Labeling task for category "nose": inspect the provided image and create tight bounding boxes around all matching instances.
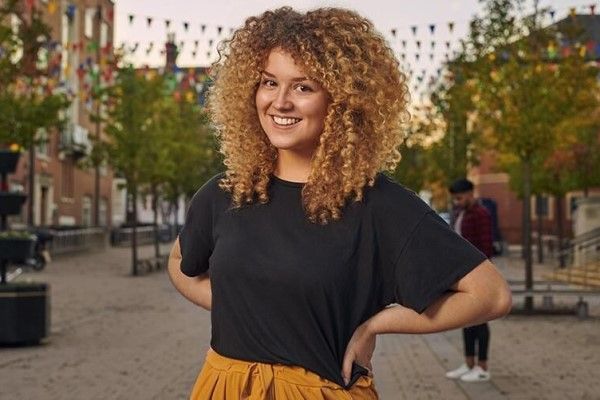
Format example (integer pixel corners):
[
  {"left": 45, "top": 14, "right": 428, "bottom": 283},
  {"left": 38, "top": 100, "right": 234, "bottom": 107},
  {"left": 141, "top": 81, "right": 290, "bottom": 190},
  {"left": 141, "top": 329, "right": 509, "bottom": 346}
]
[{"left": 272, "top": 87, "right": 293, "bottom": 111}]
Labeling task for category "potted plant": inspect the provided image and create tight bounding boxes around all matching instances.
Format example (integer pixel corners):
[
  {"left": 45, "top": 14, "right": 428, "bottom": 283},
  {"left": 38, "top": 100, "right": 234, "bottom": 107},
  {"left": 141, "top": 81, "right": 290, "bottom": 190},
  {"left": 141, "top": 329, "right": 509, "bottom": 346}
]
[{"left": 0, "top": 192, "right": 27, "bottom": 215}]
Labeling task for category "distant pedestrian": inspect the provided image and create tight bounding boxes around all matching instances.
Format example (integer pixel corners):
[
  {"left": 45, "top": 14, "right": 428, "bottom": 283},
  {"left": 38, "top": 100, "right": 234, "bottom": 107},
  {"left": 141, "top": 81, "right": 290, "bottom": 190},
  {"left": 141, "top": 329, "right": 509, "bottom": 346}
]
[{"left": 445, "top": 178, "right": 496, "bottom": 383}]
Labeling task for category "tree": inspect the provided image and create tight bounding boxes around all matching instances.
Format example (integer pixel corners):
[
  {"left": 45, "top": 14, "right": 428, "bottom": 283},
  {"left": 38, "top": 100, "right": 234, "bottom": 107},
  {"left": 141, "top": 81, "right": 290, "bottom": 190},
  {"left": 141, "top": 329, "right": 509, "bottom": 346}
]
[
  {"left": 0, "top": 0, "right": 70, "bottom": 225},
  {"left": 97, "top": 67, "right": 164, "bottom": 275}
]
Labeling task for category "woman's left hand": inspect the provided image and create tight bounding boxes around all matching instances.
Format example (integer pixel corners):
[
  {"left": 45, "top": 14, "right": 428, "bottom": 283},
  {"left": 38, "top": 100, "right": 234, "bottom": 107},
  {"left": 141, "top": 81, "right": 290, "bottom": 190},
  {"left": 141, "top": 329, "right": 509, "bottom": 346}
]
[{"left": 341, "top": 322, "right": 376, "bottom": 385}]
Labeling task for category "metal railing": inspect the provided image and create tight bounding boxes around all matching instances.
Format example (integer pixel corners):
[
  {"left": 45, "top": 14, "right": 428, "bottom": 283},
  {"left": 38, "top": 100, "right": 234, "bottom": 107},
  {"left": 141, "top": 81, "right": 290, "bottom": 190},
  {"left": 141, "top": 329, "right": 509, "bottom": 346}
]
[
  {"left": 110, "top": 225, "right": 173, "bottom": 247},
  {"left": 48, "top": 227, "right": 108, "bottom": 256}
]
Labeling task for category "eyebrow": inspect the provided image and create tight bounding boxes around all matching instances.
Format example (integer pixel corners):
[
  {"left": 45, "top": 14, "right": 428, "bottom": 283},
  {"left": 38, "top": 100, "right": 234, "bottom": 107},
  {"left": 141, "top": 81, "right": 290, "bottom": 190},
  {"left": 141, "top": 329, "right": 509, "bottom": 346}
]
[{"left": 261, "top": 70, "right": 310, "bottom": 82}]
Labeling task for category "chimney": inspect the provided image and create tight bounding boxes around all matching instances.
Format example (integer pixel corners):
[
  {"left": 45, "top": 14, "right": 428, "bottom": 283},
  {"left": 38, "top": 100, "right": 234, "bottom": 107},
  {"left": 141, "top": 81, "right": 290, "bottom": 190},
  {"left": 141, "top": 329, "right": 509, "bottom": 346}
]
[{"left": 165, "top": 32, "right": 178, "bottom": 71}]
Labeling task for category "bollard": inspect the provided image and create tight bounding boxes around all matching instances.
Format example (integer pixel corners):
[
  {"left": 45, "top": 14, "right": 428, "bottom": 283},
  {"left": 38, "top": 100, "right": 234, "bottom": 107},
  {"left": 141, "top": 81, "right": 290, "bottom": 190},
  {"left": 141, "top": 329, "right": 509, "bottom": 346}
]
[{"left": 576, "top": 297, "right": 589, "bottom": 319}]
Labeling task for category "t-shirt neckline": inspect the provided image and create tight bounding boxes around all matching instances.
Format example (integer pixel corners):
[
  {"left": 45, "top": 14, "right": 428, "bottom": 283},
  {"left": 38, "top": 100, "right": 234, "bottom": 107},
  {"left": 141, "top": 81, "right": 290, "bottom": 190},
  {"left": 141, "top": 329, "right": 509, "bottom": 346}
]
[{"left": 270, "top": 174, "right": 306, "bottom": 188}]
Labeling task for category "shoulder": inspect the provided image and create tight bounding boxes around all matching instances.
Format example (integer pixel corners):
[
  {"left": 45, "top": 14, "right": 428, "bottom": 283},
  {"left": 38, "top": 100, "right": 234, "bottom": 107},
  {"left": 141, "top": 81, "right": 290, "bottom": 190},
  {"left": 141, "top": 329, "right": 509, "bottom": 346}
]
[
  {"left": 188, "top": 172, "right": 229, "bottom": 210},
  {"left": 367, "top": 173, "right": 431, "bottom": 214},
  {"left": 471, "top": 202, "right": 491, "bottom": 218},
  {"left": 363, "top": 173, "right": 433, "bottom": 228}
]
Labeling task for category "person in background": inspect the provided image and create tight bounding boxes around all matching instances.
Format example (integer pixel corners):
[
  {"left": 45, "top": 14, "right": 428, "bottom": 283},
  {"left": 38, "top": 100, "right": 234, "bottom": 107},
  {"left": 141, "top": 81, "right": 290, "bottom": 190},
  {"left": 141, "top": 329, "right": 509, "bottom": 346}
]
[{"left": 445, "top": 178, "right": 496, "bottom": 383}]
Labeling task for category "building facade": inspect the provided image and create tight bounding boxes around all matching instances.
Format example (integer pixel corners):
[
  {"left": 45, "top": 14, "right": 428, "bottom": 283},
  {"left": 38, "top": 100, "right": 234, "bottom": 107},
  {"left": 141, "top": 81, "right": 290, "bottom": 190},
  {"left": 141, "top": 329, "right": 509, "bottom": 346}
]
[{"left": 8, "top": 0, "right": 115, "bottom": 228}]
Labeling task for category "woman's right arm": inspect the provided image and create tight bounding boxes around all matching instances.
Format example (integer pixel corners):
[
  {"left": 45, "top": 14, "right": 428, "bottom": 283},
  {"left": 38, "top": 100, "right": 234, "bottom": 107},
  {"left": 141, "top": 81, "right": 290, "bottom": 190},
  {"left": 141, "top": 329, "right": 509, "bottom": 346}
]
[{"left": 167, "top": 237, "right": 212, "bottom": 311}]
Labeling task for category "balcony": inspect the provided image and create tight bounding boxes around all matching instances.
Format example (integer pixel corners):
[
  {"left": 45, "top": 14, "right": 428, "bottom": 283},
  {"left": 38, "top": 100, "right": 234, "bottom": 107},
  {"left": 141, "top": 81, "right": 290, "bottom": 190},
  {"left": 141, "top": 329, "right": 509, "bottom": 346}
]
[{"left": 60, "top": 124, "right": 91, "bottom": 159}]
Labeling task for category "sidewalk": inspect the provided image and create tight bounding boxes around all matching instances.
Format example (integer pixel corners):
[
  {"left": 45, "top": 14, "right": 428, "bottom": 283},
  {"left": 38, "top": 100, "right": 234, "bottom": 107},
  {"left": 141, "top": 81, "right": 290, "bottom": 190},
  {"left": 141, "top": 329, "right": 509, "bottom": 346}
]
[{"left": 0, "top": 247, "right": 598, "bottom": 399}]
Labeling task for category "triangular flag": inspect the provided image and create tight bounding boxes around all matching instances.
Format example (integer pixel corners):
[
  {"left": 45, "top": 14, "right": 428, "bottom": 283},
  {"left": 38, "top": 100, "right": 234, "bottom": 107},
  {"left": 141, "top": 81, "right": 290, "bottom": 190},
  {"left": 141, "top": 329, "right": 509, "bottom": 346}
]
[
  {"left": 201, "top": 24, "right": 206, "bottom": 33},
  {"left": 165, "top": 19, "right": 171, "bottom": 28},
  {"left": 429, "top": 24, "right": 435, "bottom": 34},
  {"left": 217, "top": 26, "right": 223, "bottom": 35},
  {"left": 192, "top": 51, "right": 197, "bottom": 58},
  {"left": 416, "top": 40, "right": 421, "bottom": 49},
  {"left": 448, "top": 22, "right": 454, "bottom": 33},
  {"left": 128, "top": 15, "right": 134, "bottom": 25},
  {"left": 429, "top": 53, "right": 434, "bottom": 60},
  {"left": 445, "top": 41, "right": 451, "bottom": 49},
  {"left": 48, "top": 0, "right": 57, "bottom": 15},
  {"left": 402, "top": 40, "right": 407, "bottom": 48},
  {"left": 146, "top": 17, "right": 153, "bottom": 27},
  {"left": 391, "top": 29, "right": 397, "bottom": 37},
  {"left": 184, "top": 22, "right": 189, "bottom": 31},
  {"left": 209, "top": 39, "right": 214, "bottom": 47},
  {"left": 415, "top": 53, "right": 420, "bottom": 61},
  {"left": 549, "top": 10, "right": 555, "bottom": 20},
  {"left": 194, "top": 40, "right": 199, "bottom": 48},
  {"left": 431, "top": 41, "right": 435, "bottom": 49},
  {"left": 411, "top": 26, "right": 417, "bottom": 35}
]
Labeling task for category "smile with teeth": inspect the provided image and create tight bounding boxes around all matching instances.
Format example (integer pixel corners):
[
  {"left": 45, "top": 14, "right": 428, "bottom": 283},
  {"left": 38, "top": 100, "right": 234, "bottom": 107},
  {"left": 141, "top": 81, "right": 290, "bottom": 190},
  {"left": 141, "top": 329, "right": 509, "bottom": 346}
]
[{"left": 271, "top": 115, "right": 302, "bottom": 126}]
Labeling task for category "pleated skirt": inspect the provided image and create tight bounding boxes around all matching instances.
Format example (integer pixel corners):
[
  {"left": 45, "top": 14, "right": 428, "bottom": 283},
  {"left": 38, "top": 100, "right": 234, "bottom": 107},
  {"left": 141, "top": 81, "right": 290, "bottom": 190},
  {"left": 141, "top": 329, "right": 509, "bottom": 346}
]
[{"left": 189, "top": 348, "right": 379, "bottom": 400}]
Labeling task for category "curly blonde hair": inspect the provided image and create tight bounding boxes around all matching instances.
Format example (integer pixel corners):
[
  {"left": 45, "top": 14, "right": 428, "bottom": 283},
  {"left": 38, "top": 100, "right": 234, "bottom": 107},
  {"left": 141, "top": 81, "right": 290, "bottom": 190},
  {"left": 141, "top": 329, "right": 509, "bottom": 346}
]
[{"left": 208, "top": 7, "right": 410, "bottom": 224}]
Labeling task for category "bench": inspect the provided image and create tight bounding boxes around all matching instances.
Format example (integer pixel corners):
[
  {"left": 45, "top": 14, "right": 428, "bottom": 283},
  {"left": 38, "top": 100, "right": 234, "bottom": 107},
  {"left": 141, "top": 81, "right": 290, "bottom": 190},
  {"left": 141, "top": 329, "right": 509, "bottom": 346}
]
[{"left": 509, "top": 280, "right": 600, "bottom": 318}]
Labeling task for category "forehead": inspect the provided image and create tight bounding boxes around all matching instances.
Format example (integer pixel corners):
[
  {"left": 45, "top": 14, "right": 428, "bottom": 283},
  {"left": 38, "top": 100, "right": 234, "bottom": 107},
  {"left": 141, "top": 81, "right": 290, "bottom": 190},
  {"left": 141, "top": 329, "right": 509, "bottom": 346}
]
[{"left": 262, "top": 48, "right": 309, "bottom": 78}]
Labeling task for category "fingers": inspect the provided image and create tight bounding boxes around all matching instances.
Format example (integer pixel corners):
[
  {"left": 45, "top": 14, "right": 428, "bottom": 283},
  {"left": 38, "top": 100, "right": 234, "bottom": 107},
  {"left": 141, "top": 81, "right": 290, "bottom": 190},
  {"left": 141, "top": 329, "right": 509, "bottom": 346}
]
[{"left": 341, "top": 352, "right": 354, "bottom": 386}]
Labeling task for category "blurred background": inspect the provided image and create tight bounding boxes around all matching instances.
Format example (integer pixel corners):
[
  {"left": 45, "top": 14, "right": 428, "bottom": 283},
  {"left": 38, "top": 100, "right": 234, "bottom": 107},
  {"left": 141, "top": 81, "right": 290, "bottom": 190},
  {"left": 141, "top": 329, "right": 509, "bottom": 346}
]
[{"left": 0, "top": 0, "right": 599, "bottom": 399}]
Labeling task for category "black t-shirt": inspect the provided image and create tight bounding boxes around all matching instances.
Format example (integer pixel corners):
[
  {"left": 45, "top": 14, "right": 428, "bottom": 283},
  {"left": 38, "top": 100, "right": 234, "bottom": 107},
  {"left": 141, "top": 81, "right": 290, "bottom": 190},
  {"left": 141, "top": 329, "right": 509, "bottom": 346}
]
[{"left": 178, "top": 172, "right": 486, "bottom": 389}]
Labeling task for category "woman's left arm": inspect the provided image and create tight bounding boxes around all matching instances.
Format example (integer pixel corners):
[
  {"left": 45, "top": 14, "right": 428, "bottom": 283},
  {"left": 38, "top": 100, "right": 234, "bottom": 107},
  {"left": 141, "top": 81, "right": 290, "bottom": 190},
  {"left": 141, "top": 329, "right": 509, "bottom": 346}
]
[{"left": 341, "top": 260, "right": 512, "bottom": 384}]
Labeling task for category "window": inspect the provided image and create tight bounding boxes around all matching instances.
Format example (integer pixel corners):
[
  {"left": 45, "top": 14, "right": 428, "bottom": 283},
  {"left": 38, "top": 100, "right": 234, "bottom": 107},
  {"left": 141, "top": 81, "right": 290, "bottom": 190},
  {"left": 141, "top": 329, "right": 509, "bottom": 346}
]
[
  {"left": 82, "top": 195, "right": 92, "bottom": 226},
  {"left": 84, "top": 8, "right": 96, "bottom": 39},
  {"left": 35, "top": 129, "right": 50, "bottom": 158},
  {"left": 61, "top": 159, "right": 74, "bottom": 199},
  {"left": 99, "top": 198, "right": 108, "bottom": 226}
]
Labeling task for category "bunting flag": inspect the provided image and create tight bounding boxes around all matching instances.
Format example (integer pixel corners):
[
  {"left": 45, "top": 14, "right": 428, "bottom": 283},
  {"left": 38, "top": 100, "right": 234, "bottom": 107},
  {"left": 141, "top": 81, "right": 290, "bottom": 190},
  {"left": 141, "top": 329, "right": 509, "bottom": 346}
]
[
  {"left": 147, "top": 17, "right": 153, "bottom": 27},
  {"left": 416, "top": 40, "right": 421, "bottom": 49},
  {"left": 429, "top": 24, "right": 435, "bottom": 34},
  {"left": 208, "top": 39, "right": 214, "bottom": 47},
  {"left": 401, "top": 40, "right": 407, "bottom": 48},
  {"left": 194, "top": 40, "right": 199, "bottom": 48},
  {"left": 201, "top": 24, "right": 206, "bottom": 33},
  {"left": 431, "top": 41, "right": 435, "bottom": 49},
  {"left": 217, "top": 26, "right": 223, "bottom": 35},
  {"left": 128, "top": 15, "right": 134, "bottom": 25},
  {"left": 391, "top": 29, "right": 397, "bottom": 37},
  {"left": 192, "top": 51, "right": 197, "bottom": 58},
  {"left": 66, "top": 4, "right": 76, "bottom": 20},
  {"left": 165, "top": 19, "right": 171, "bottom": 28},
  {"left": 448, "top": 22, "right": 454, "bottom": 33},
  {"left": 47, "top": 0, "right": 58, "bottom": 15},
  {"left": 550, "top": 10, "right": 556, "bottom": 20},
  {"left": 411, "top": 26, "right": 417, "bottom": 35},
  {"left": 184, "top": 22, "right": 189, "bottom": 31},
  {"left": 429, "top": 53, "right": 434, "bottom": 61}
]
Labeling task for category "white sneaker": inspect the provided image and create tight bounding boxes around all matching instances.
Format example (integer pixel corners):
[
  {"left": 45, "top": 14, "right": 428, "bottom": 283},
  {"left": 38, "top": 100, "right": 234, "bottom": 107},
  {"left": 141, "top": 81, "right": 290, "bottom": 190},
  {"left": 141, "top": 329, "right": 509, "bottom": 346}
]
[
  {"left": 460, "top": 365, "right": 491, "bottom": 382},
  {"left": 445, "top": 364, "right": 471, "bottom": 379}
]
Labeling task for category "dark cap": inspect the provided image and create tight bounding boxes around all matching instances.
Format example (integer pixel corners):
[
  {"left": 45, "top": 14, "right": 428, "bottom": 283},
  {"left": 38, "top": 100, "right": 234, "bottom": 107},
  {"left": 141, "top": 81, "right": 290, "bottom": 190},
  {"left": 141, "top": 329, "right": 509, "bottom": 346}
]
[{"left": 449, "top": 178, "right": 474, "bottom": 194}]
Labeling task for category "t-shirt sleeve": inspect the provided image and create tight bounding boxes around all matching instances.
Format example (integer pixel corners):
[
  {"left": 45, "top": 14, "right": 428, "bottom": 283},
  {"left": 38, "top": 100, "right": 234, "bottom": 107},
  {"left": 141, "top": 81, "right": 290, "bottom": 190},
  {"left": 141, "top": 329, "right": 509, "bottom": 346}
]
[
  {"left": 178, "top": 180, "right": 217, "bottom": 277},
  {"left": 393, "top": 211, "right": 488, "bottom": 314}
]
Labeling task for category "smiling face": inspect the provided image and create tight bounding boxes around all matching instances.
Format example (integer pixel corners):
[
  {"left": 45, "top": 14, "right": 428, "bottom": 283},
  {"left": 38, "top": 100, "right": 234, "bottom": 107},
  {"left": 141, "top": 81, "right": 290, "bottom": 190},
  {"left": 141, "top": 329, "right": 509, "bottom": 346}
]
[{"left": 255, "top": 49, "right": 329, "bottom": 157}]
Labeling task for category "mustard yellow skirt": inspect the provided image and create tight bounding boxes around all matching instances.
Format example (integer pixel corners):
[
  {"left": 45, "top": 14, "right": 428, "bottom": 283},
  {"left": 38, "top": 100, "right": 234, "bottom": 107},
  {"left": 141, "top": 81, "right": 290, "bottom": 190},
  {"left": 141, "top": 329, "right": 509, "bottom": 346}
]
[{"left": 189, "top": 348, "right": 379, "bottom": 399}]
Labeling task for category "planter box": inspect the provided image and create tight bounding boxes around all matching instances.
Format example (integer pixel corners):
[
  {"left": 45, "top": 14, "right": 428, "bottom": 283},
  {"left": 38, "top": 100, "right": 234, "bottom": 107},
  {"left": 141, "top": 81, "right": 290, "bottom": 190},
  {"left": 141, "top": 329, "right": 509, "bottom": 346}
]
[
  {"left": 0, "top": 282, "right": 49, "bottom": 345},
  {"left": 0, "top": 192, "right": 27, "bottom": 215},
  {"left": 0, "top": 236, "right": 35, "bottom": 262},
  {"left": 0, "top": 150, "right": 21, "bottom": 174}
]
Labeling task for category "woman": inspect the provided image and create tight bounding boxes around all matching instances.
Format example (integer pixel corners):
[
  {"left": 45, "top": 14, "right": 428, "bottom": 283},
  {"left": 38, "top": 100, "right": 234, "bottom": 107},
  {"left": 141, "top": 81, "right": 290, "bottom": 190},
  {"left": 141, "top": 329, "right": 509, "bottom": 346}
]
[{"left": 168, "top": 7, "right": 512, "bottom": 400}]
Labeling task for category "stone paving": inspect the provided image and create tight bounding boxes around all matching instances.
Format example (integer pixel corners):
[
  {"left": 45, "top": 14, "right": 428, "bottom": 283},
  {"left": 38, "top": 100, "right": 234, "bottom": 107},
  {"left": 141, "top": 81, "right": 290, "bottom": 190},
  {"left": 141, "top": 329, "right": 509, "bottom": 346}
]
[{"left": 1, "top": 245, "right": 599, "bottom": 399}]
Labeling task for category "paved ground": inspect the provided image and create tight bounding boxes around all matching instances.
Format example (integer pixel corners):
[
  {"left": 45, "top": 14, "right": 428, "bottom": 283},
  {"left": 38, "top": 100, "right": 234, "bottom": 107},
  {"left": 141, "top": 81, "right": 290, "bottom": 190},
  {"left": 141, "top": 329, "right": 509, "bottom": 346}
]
[{"left": 1, "top": 245, "right": 599, "bottom": 399}]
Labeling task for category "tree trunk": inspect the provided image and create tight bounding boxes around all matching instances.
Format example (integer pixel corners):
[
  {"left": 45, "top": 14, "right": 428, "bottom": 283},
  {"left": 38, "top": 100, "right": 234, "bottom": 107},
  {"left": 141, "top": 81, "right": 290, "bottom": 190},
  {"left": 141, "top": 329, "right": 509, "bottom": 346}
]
[
  {"left": 523, "top": 160, "right": 534, "bottom": 312},
  {"left": 555, "top": 194, "right": 566, "bottom": 268},
  {"left": 536, "top": 195, "right": 544, "bottom": 263},
  {"left": 152, "top": 184, "right": 160, "bottom": 260},
  {"left": 131, "top": 186, "right": 138, "bottom": 276},
  {"left": 27, "top": 145, "right": 35, "bottom": 226}
]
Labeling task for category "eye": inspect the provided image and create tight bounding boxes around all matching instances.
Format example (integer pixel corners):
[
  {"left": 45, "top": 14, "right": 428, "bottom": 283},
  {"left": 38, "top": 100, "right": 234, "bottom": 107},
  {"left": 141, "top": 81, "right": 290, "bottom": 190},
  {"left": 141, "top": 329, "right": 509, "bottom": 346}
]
[
  {"left": 261, "top": 79, "right": 276, "bottom": 88},
  {"left": 295, "top": 84, "right": 313, "bottom": 93}
]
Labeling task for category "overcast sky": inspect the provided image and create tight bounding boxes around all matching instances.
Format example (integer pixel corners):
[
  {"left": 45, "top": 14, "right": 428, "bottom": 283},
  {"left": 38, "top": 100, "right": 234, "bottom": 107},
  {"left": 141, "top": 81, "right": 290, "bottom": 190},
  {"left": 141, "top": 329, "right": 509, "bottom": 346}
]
[{"left": 113, "top": 0, "right": 593, "bottom": 101}]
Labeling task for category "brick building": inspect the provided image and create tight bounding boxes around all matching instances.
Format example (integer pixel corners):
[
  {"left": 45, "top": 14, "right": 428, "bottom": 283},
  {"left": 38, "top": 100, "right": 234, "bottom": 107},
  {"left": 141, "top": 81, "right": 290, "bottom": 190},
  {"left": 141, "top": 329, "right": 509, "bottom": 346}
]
[{"left": 7, "top": 0, "right": 115, "bottom": 228}]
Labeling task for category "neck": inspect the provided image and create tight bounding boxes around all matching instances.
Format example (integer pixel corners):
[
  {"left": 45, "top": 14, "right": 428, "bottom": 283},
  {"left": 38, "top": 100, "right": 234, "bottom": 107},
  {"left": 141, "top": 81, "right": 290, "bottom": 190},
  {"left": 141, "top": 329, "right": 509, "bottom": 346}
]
[{"left": 274, "top": 149, "right": 314, "bottom": 183}]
